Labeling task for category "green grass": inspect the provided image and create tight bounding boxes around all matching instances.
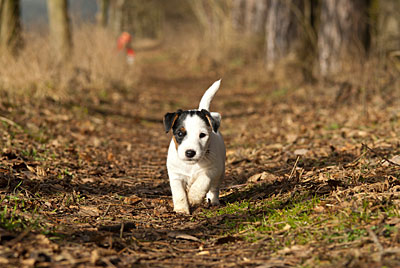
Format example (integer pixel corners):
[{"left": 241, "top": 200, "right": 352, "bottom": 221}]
[
  {"left": 202, "top": 191, "right": 400, "bottom": 251},
  {"left": 0, "top": 194, "right": 49, "bottom": 233},
  {"left": 325, "top": 122, "right": 341, "bottom": 130}
]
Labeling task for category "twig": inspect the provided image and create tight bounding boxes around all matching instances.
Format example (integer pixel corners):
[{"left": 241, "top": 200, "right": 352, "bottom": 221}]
[
  {"left": 120, "top": 222, "right": 124, "bottom": 238},
  {"left": 383, "top": 247, "right": 400, "bottom": 255},
  {"left": 345, "top": 150, "right": 367, "bottom": 167},
  {"left": 0, "top": 116, "right": 20, "bottom": 128},
  {"left": 7, "top": 227, "right": 32, "bottom": 246},
  {"left": 362, "top": 143, "right": 400, "bottom": 167},
  {"left": 368, "top": 228, "right": 383, "bottom": 262},
  {"left": 288, "top": 156, "right": 300, "bottom": 180},
  {"left": 102, "top": 204, "right": 111, "bottom": 217},
  {"left": 221, "top": 183, "right": 248, "bottom": 190}
]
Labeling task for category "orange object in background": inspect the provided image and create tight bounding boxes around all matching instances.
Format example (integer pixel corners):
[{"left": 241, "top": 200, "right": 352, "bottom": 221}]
[
  {"left": 117, "top": 32, "right": 132, "bottom": 51},
  {"left": 117, "top": 32, "right": 136, "bottom": 65}
]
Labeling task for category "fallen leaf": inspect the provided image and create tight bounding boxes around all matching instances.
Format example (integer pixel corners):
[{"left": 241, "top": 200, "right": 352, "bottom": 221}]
[
  {"left": 36, "top": 166, "right": 47, "bottom": 176},
  {"left": 0, "top": 256, "right": 9, "bottom": 264},
  {"left": 91, "top": 249, "right": 100, "bottom": 264},
  {"left": 248, "top": 172, "right": 276, "bottom": 183},
  {"left": 78, "top": 206, "right": 101, "bottom": 217},
  {"left": 286, "top": 133, "right": 298, "bottom": 143},
  {"left": 314, "top": 205, "right": 325, "bottom": 213},
  {"left": 386, "top": 217, "right": 400, "bottom": 226},
  {"left": 282, "top": 224, "right": 291, "bottom": 232},
  {"left": 107, "top": 152, "right": 114, "bottom": 161},
  {"left": 248, "top": 173, "right": 264, "bottom": 183},
  {"left": 123, "top": 195, "right": 142, "bottom": 205},
  {"left": 382, "top": 155, "right": 400, "bottom": 167},
  {"left": 278, "top": 245, "right": 312, "bottom": 258},
  {"left": 168, "top": 232, "right": 201, "bottom": 242},
  {"left": 294, "top": 148, "right": 308, "bottom": 155},
  {"left": 21, "top": 258, "right": 36, "bottom": 267},
  {"left": 265, "top": 143, "right": 283, "bottom": 150}
]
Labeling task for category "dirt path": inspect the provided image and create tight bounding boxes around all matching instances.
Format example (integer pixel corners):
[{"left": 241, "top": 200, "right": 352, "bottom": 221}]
[{"left": 1, "top": 51, "right": 400, "bottom": 267}]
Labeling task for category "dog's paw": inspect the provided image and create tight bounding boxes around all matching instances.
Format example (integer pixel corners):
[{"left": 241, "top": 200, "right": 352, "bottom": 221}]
[
  {"left": 174, "top": 206, "right": 190, "bottom": 215},
  {"left": 207, "top": 198, "right": 220, "bottom": 206},
  {"left": 206, "top": 191, "right": 220, "bottom": 205},
  {"left": 188, "top": 193, "right": 205, "bottom": 206}
]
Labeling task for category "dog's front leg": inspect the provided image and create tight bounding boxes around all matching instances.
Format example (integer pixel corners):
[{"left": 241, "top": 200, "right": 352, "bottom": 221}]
[
  {"left": 188, "top": 175, "right": 211, "bottom": 206},
  {"left": 169, "top": 178, "right": 190, "bottom": 214}
]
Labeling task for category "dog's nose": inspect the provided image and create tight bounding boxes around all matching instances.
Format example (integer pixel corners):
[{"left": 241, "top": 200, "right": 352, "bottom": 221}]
[{"left": 185, "top": 150, "right": 196, "bottom": 158}]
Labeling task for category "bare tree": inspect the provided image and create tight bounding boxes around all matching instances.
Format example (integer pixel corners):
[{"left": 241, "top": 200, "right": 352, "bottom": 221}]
[
  {"left": 189, "top": 1, "right": 230, "bottom": 43},
  {"left": 97, "top": 0, "right": 109, "bottom": 28},
  {"left": 265, "top": 0, "right": 302, "bottom": 69},
  {"left": 232, "top": 0, "right": 267, "bottom": 35},
  {"left": 108, "top": 0, "right": 126, "bottom": 35},
  {"left": 245, "top": 0, "right": 268, "bottom": 34},
  {"left": 232, "top": 0, "right": 245, "bottom": 31},
  {"left": 318, "top": 0, "right": 371, "bottom": 76},
  {"left": 47, "top": 0, "right": 72, "bottom": 60},
  {"left": 0, "top": 0, "right": 22, "bottom": 55}
]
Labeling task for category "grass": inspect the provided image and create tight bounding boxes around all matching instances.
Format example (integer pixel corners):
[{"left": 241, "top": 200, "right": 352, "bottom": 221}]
[
  {"left": 202, "top": 185, "right": 400, "bottom": 252},
  {"left": 0, "top": 193, "right": 48, "bottom": 233},
  {"left": 0, "top": 25, "right": 140, "bottom": 99}
]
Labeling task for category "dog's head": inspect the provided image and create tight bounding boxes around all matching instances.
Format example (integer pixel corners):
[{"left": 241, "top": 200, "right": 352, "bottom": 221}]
[{"left": 164, "top": 109, "right": 221, "bottom": 163}]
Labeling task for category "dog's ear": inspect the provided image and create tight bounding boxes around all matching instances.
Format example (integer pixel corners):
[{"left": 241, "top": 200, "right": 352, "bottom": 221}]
[
  {"left": 163, "top": 110, "right": 181, "bottom": 133},
  {"left": 201, "top": 109, "right": 221, "bottom": 133}
]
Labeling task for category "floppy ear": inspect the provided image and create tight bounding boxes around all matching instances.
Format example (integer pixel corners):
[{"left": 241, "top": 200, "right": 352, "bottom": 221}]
[
  {"left": 163, "top": 110, "right": 181, "bottom": 133},
  {"left": 201, "top": 109, "right": 221, "bottom": 133}
]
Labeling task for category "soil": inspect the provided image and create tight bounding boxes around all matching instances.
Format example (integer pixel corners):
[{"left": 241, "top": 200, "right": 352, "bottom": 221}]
[{"left": 1, "top": 50, "right": 400, "bottom": 267}]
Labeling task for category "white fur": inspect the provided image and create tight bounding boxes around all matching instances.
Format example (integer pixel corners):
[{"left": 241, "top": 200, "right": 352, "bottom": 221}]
[
  {"left": 166, "top": 80, "right": 226, "bottom": 214},
  {"left": 198, "top": 79, "right": 221, "bottom": 111}
]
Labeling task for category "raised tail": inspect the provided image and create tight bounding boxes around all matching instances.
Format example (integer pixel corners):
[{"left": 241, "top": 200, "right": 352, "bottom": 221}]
[{"left": 198, "top": 79, "right": 221, "bottom": 111}]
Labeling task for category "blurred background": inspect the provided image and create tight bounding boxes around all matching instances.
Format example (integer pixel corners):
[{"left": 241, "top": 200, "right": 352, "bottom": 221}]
[{"left": 0, "top": 0, "right": 399, "bottom": 99}]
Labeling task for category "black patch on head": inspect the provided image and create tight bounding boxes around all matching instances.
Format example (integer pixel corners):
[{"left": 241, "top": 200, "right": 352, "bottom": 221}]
[
  {"left": 171, "top": 112, "right": 188, "bottom": 145},
  {"left": 163, "top": 109, "right": 219, "bottom": 143},
  {"left": 200, "top": 109, "right": 220, "bottom": 132},
  {"left": 163, "top": 109, "right": 182, "bottom": 133},
  {"left": 174, "top": 128, "right": 186, "bottom": 145}
]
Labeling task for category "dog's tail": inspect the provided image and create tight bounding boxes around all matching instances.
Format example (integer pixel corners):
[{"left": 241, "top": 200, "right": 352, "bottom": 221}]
[{"left": 198, "top": 79, "right": 221, "bottom": 111}]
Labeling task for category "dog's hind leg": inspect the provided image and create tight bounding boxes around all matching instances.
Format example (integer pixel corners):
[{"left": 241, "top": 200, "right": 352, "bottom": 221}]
[
  {"left": 206, "top": 189, "right": 220, "bottom": 205},
  {"left": 206, "top": 174, "right": 223, "bottom": 205},
  {"left": 169, "top": 178, "right": 190, "bottom": 214}
]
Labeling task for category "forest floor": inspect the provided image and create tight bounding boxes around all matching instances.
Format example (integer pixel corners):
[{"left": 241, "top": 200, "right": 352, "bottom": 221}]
[{"left": 1, "top": 48, "right": 400, "bottom": 267}]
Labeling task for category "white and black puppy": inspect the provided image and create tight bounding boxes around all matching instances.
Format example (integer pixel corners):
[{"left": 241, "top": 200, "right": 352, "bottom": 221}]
[{"left": 163, "top": 80, "right": 226, "bottom": 214}]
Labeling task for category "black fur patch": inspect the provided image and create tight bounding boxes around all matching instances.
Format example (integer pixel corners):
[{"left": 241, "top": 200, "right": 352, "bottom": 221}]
[
  {"left": 163, "top": 109, "right": 183, "bottom": 133},
  {"left": 163, "top": 109, "right": 219, "bottom": 144},
  {"left": 201, "top": 109, "right": 220, "bottom": 132}
]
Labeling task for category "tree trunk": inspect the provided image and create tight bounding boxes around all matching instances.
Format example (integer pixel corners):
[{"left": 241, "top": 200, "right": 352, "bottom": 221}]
[
  {"left": 0, "top": 0, "right": 22, "bottom": 55},
  {"left": 97, "top": 0, "right": 109, "bottom": 27},
  {"left": 318, "top": 0, "right": 371, "bottom": 76},
  {"left": 232, "top": 0, "right": 245, "bottom": 31},
  {"left": 47, "top": 0, "right": 72, "bottom": 60},
  {"left": 108, "top": 0, "right": 126, "bottom": 35},
  {"left": 232, "top": 0, "right": 267, "bottom": 35},
  {"left": 265, "top": 0, "right": 301, "bottom": 69},
  {"left": 245, "top": 0, "right": 267, "bottom": 34}
]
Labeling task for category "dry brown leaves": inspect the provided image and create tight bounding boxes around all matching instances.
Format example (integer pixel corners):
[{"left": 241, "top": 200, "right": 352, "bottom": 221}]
[{"left": 0, "top": 53, "right": 400, "bottom": 267}]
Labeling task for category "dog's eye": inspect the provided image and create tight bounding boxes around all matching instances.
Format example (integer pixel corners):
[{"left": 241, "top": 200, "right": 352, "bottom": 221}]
[
  {"left": 199, "top": 133, "right": 207, "bottom": 138},
  {"left": 177, "top": 131, "right": 184, "bottom": 138}
]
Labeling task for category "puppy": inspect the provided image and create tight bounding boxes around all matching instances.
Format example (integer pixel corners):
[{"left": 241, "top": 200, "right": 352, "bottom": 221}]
[{"left": 163, "top": 80, "right": 226, "bottom": 214}]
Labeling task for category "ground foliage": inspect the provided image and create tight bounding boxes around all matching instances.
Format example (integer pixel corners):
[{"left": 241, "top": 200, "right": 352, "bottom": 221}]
[{"left": 0, "top": 49, "right": 400, "bottom": 267}]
